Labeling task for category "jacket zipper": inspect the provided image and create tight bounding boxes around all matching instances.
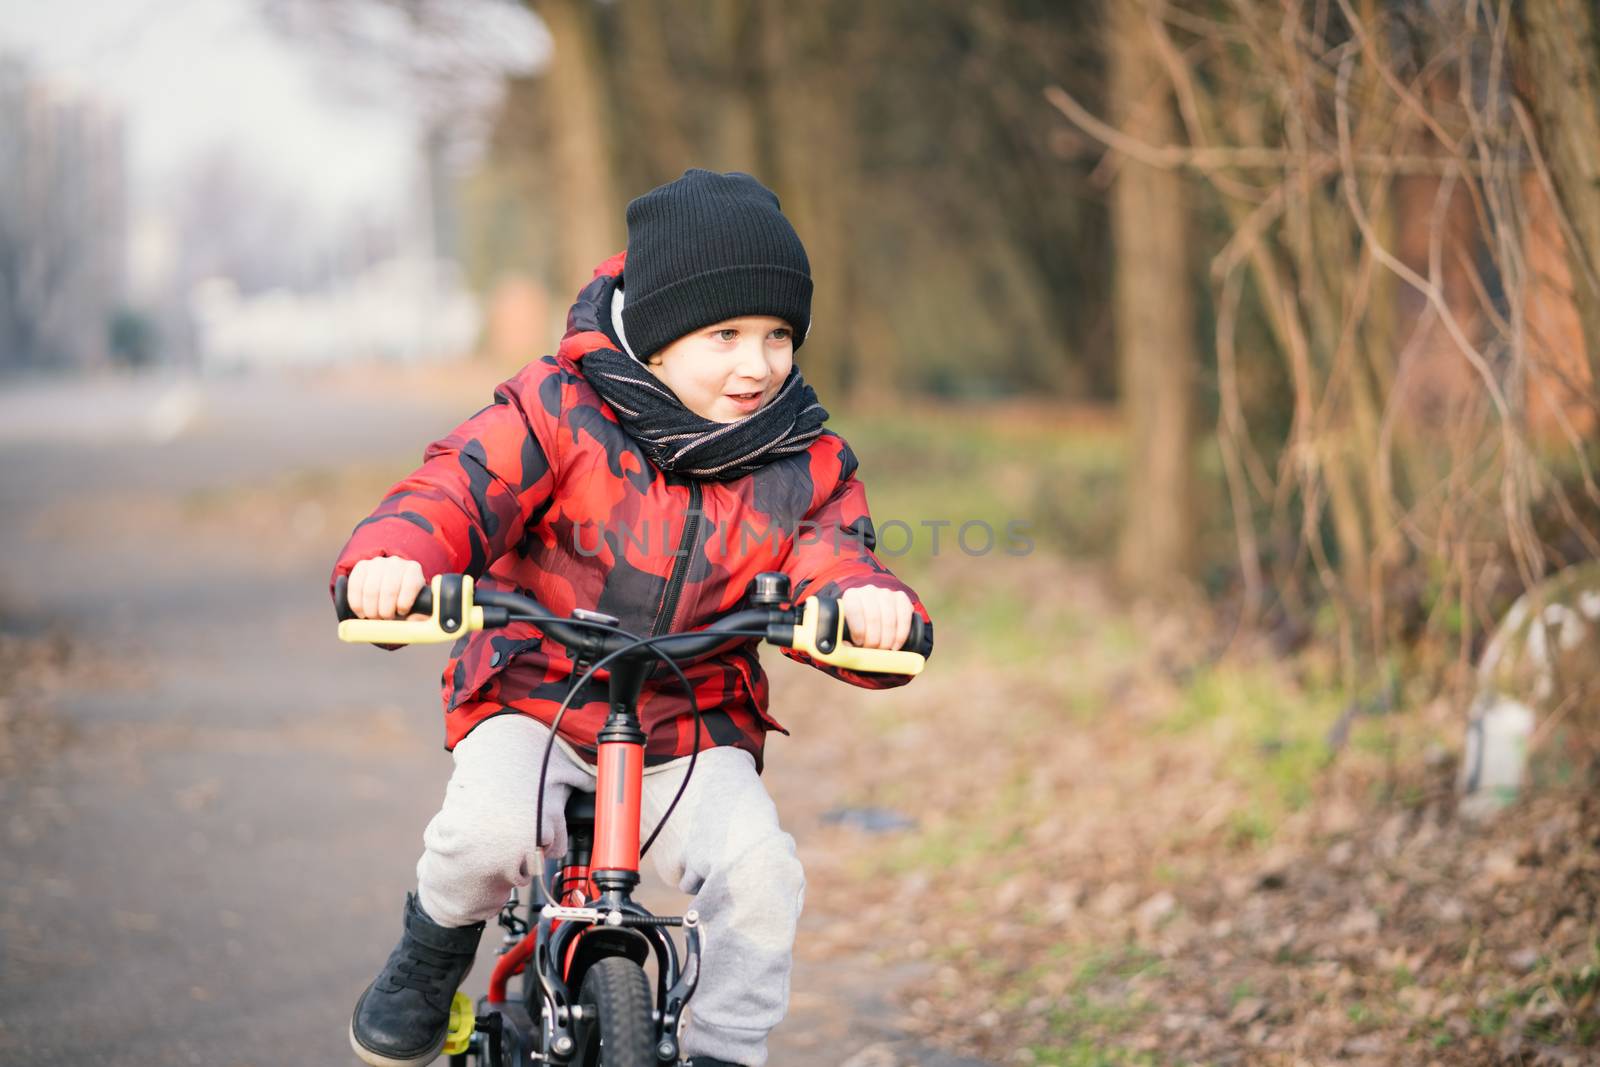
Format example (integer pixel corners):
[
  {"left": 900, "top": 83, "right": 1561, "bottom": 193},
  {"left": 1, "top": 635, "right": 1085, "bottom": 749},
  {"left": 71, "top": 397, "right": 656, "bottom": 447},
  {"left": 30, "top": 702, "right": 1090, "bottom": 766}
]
[{"left": 651, "top": 480, "right": 702, "bottom": 636}]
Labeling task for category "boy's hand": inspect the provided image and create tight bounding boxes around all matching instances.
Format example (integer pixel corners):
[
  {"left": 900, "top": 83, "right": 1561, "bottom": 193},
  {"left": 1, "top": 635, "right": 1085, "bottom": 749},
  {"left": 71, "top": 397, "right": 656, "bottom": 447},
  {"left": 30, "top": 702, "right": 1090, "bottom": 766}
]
[
  {"left": 346, "top": 557, "right": 430, "bottom": 620},
  {"left": 839, "top": 586, "right": 915, "bottom": 651}
]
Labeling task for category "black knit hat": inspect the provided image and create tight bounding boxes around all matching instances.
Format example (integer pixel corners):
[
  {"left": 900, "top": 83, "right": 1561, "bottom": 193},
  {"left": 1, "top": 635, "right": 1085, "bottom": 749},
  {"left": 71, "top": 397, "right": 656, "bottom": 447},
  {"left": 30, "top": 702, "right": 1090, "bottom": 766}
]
[{"left": 620, "top": 169, "right": 812, "bottom": 362}]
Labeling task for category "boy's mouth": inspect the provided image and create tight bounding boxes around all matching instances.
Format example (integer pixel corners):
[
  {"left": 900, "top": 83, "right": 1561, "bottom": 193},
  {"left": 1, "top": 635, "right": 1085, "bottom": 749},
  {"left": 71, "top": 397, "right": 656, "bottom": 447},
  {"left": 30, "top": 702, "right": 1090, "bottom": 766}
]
[{"left": 724, "top": 390, "right": 765, "bottom": 414}]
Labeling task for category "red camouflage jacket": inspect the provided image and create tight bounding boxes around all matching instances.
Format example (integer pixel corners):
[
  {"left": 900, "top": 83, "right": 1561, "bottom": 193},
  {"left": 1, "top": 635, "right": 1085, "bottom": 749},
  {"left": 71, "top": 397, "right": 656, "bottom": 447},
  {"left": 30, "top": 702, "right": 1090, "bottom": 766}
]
[{"left": 331, "top": 253, "right": 929, "bottom": 769}]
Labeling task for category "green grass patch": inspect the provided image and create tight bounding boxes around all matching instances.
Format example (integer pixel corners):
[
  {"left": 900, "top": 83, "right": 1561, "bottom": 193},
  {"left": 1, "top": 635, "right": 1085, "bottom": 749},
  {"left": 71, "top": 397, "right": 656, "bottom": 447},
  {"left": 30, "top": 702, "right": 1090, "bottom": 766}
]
[
  {"left": 831, "top": 408, "right": 1126, "bottom": 560},
  {"left": 1466, "top": 945, "right": 1600, "bottom": 1046},
  {"left": 1017, "top": 948, "right": 1165, "bottom": 1065},
  {"left": 1026, "top": 1041, "right": 1159, "bottom": 1067},
  {"left": 879, "top": 816, "right": 1004, "bottom": 875},
  {"left": 874, "top": 761, "right": 1072, "bottom": 881},
  {"left": 1165, "top": 662, "right": 1344, "bottom": 842}
]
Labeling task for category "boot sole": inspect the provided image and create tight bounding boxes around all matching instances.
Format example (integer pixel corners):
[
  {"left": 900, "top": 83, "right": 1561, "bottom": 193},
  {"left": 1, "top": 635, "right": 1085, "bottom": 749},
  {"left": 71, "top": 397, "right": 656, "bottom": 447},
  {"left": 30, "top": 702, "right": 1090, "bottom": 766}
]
[{"left": 349, "top": 1019, "right": 447, "bottom": 1067}]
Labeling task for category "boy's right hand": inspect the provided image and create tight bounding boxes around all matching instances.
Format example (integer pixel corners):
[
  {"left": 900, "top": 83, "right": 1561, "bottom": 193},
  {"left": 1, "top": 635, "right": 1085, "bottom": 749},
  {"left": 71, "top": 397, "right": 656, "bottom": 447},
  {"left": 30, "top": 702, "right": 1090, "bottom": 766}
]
[{"left": 346, "top": 557, "right": 430, "bottom": 620}]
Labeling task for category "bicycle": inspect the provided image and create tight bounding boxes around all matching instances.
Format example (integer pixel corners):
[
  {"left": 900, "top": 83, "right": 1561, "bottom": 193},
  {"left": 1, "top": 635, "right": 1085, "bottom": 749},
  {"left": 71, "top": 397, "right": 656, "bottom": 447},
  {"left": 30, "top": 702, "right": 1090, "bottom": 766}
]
[{"left": 334, "top": 570, "right": 931, "bottom": 1066}]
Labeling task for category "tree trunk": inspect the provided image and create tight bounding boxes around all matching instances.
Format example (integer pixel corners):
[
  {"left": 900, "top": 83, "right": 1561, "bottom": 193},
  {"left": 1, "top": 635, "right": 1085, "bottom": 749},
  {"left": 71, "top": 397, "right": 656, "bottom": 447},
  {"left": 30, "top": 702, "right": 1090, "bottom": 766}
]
[
  {"left": 537, "top": 0, "right": 622, "bottom": 293},
  {"left": 1513, "top": 0, "right": 1600, "bottom": 384},
  {"left": 763, "top": 2, "right": 855, "bottom": 403},
  {"left": 1108, "top": 0, "right": 1195, "bottom": 597},
  {"left": 614, "top": 0, "right": 696, "bottom": 187}
]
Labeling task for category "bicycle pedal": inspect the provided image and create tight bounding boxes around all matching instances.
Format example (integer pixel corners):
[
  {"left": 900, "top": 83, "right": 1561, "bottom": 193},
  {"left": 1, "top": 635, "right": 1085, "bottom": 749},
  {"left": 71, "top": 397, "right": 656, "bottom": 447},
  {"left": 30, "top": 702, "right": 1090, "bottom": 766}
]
[{"left": 443, "top": 991, "right": 475, "bottom": 1055}]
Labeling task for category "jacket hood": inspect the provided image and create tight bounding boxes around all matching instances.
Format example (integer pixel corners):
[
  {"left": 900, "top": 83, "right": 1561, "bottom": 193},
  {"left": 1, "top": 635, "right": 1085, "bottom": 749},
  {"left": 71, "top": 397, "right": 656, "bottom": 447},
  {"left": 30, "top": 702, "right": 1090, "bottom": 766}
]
[{"left": 556, "top": 252, "right": 628, "bottom": 367}]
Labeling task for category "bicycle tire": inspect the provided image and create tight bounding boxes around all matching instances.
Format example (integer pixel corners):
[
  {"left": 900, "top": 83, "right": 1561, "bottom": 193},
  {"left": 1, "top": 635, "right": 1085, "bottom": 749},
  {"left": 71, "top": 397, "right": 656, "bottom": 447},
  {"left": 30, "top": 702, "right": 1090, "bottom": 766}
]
[{"left": 576, "top": 956, "right": 655, "bottom": 1067}]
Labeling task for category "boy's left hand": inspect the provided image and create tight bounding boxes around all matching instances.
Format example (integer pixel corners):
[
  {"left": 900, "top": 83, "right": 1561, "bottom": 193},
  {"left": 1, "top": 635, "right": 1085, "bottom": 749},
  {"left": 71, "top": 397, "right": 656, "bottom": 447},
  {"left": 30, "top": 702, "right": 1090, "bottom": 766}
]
[{"left": 838, "top": 585, "right": 916, "bottom": 651}]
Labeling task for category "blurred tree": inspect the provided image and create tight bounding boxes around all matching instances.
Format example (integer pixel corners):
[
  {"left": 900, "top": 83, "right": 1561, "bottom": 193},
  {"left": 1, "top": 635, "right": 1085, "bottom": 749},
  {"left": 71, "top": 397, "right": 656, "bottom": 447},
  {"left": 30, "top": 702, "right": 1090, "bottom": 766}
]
[
  {"left": 169, "top": 147, "right": 320, "bottom": 295},
  {"left": 1045, "top": 0, "right": 1600, "bottom": 693},
  {"left": 1107, "top": 0, "right": 1195, "bottom": 597},
  {"left": 263, "top": 0, "right": 544, "bottom": 266},
  {"left": 0, "top": 54, "right": 126, "bottom": 372},
  {"left": 537, "top": 0, "right": 622, "bottom": 290},
  {"left": 1512, "top": 0, "right": 1600, "bottom": 387}
]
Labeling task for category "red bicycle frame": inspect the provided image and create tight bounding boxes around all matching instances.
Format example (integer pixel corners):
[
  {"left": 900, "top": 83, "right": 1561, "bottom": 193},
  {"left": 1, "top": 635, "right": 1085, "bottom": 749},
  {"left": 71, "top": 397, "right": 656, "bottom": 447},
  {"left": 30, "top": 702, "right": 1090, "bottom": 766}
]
[{"left": 487, "top": 661, "right": 653, "bottom": 1003}]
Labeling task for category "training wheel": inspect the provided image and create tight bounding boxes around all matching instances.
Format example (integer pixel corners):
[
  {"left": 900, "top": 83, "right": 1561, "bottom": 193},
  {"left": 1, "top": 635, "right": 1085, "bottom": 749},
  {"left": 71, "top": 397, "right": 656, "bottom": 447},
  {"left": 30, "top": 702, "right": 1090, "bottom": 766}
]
[{"left": 444, "top": 991, "right": 475, "bottom": 1055}]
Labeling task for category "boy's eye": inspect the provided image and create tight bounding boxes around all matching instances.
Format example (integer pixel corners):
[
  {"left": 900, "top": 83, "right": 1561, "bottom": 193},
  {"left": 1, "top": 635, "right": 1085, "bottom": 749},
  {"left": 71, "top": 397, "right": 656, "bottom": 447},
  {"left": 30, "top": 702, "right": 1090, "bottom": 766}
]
[
  {"left": 769, "top": 328, "right": 792, "bottom": 341},
  {"left": 715, "top": 328, "right": 738, "bottom": 341}
]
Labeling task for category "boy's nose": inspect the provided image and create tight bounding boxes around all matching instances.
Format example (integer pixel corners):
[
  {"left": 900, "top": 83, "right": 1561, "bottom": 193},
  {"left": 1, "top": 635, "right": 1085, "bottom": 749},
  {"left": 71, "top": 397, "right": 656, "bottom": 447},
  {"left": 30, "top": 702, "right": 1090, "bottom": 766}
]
[{"left": 732, "top": 339, "right": 770, "bottom": 382}]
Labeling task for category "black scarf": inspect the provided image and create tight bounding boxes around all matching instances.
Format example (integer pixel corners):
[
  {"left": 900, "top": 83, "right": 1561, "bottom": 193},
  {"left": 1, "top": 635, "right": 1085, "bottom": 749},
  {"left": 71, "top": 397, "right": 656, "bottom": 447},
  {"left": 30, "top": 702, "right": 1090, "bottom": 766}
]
[{"left": 580, "top": 346, "right": 829, "bottom": 481}]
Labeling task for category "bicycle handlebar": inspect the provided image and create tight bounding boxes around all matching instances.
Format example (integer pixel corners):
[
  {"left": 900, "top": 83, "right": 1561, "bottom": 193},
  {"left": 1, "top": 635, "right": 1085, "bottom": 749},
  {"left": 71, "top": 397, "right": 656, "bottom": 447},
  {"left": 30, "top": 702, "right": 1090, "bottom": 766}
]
[{"left": 333, "top": 572, "right": 930, "bottom": 676}]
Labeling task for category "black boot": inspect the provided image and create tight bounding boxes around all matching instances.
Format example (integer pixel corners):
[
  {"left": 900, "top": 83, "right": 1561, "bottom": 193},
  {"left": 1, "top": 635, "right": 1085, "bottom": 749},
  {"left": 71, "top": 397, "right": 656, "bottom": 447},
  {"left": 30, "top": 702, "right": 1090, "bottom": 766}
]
[{"left": 349, "top": 893, "right": 483, "bottom": 1067}]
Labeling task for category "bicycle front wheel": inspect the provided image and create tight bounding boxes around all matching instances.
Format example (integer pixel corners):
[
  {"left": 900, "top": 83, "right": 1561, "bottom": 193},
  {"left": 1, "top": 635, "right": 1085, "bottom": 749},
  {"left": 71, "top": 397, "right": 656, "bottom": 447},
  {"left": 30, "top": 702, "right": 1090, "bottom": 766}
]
[{"left": 576, "top": 956, "right": 655, "bottom": 1067}]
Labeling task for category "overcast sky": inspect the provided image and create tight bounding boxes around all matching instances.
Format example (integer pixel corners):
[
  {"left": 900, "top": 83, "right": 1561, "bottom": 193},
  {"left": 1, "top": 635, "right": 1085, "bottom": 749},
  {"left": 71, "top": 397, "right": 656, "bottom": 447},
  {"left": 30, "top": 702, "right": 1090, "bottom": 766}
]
[{"left": 0, "top": 0, "right": 543, "bottom": 225}]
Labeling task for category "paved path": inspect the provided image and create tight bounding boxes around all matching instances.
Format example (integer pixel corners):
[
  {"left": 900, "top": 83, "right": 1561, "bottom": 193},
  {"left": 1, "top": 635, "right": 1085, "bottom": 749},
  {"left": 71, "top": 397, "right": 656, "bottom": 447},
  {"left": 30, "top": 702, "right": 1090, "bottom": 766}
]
[{"left": 0, "top": 371, "right": 989, "bottom": 1067}]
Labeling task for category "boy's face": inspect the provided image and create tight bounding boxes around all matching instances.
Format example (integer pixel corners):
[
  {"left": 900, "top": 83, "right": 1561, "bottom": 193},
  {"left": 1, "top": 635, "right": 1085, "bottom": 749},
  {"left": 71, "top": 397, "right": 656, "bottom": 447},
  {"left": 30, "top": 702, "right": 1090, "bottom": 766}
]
[{"left": 645, "top": 315, "right": 795, "bottom": 423}]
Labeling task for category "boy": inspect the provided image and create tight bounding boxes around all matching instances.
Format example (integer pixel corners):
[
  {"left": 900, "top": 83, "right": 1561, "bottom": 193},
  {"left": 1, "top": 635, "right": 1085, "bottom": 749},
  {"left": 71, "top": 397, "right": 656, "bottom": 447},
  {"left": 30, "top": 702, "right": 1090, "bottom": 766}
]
[{"left": 333, "top": 169, "right": 929, "bottom": 1067}]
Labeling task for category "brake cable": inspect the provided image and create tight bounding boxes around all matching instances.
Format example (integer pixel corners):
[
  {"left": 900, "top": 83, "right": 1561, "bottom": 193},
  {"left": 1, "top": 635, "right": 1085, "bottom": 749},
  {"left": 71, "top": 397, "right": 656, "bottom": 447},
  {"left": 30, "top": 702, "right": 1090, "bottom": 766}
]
[{"left": 521, "top": 617, "right": 769, "bottom": 908}]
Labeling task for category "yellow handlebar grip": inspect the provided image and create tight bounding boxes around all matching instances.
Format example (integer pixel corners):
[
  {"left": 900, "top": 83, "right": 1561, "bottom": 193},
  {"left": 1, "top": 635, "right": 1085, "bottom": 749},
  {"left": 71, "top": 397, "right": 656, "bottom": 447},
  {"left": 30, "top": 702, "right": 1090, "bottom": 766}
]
[
  {"left": 338, "top": 575, "right": 485, "bottom": 645},
  {"left": 807, "top": 642, "right": 927, "bottom": 675},
  {"left": 790, "top": 597, "right": 926, "bottom": 676}
]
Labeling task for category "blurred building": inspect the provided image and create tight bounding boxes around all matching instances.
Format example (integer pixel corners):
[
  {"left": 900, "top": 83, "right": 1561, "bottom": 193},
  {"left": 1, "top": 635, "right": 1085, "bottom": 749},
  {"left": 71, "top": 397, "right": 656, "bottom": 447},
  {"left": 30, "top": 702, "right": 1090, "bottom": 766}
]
[
  {"left": 189, "top": 255, "right": 480, "bottom": 372},
  {"left": 0, "top": 54, "right": 127, "bottom": 372}
]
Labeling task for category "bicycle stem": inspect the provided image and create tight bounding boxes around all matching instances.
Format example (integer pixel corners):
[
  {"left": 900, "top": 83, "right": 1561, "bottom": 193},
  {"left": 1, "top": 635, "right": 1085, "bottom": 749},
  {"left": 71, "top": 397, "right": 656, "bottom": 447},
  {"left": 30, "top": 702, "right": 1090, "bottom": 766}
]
[{"left": 590, "top": 656, "right": 650, "bottom": 894}]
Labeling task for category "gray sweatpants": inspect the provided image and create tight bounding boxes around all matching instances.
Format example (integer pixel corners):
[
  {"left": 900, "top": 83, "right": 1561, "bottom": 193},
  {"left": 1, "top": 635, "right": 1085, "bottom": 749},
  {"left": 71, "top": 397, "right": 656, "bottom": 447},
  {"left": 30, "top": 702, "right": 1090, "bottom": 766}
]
[{"left": 416, "top": 713, "right": 804, "bottom": 1067}]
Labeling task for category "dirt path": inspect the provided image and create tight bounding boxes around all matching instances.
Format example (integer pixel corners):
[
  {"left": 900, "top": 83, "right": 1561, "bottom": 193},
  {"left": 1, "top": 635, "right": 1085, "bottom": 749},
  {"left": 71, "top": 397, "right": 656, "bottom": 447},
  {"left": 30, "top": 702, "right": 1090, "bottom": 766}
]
[{"left": 0, "top": 371, "right": 989, "bottom": 1067}]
